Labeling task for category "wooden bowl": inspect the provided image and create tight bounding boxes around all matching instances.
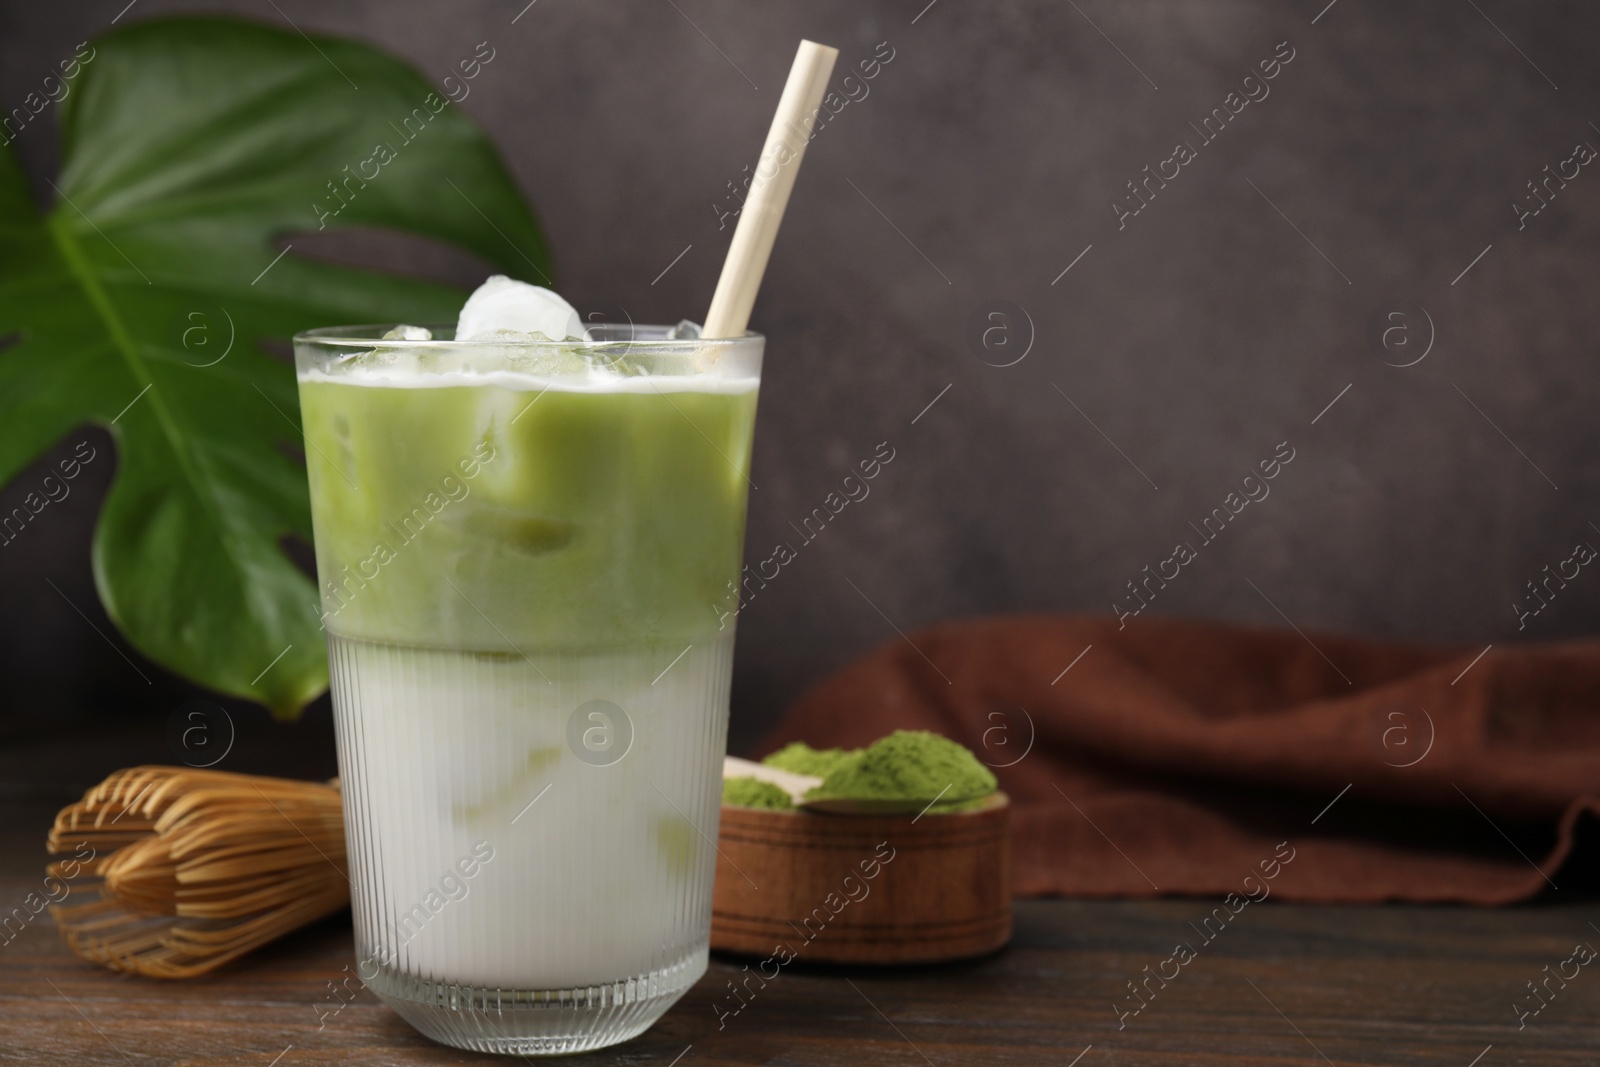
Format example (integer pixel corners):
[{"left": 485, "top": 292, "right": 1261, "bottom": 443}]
[{"left": 711, "top": 794, "right": 1011, "bottom": 964}]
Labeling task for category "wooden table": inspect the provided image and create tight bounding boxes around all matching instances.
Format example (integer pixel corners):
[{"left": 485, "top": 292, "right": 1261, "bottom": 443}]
[{"left": 2, "top": 797, "right": 1595, "bottom": 1066}]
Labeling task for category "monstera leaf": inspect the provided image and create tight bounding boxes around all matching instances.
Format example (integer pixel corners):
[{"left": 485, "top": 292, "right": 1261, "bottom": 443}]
[{"left": 0, "top": 17, "right": 553, "bottom": 716}]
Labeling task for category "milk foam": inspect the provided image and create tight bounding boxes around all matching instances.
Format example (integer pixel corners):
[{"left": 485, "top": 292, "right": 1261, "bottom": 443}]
[{"left": 299, "top": 365, "right": 759, "bottom": 394}]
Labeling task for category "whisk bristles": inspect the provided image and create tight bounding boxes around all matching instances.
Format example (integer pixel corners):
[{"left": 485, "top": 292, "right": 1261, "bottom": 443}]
[{"left": 47, "top": 766, "right": 348, "bottom": 979}]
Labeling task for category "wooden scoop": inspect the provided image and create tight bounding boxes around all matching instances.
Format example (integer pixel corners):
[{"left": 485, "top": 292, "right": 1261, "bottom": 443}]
[
  {"left": 801, "top": 792, "right": 1006, "bottom": 816},
  {"left": 722, "top": 755, "right": 820, "bottom": 804}
]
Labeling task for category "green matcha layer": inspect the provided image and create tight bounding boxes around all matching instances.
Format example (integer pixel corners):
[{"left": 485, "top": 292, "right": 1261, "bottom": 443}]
[{"left": 299, "top": 375, "right": 758, "bottom": 651}]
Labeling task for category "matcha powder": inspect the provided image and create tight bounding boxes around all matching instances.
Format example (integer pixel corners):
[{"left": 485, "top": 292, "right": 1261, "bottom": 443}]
[
  {"left": 761, "top": 741, "right": 856, "bottom": 778},
  {"left": 807, "top": 730, "right": 996, "bottom": 806},
  {"left": 722, "top": 776, "right": 794, "bottom": 811}
]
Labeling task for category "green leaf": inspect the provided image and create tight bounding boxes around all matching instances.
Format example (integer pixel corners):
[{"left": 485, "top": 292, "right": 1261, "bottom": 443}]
[{"left": 0, "top": 17, "right": 554, "bottom": 717}]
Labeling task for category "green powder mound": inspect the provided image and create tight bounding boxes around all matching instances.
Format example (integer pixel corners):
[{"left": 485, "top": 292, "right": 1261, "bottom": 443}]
[
  {"left": 761, "top": 741, "right": 858, "bottom": 778},
  {"left": 722, "top": 776, "right": 795, "bottom": 811},
  {"left": 806, "top": 730, "right": 997, "bottom": 804}
]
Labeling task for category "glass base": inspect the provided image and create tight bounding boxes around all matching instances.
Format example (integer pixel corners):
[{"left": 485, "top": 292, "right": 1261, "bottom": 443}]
[{"left": 366, "top": 946, "right": 707, "bottom": 1055}]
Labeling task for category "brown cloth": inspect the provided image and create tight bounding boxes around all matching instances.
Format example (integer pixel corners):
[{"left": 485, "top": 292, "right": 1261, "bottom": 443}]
[{"left": 758, "top": 615, "right": 1600, "bottom": 904}]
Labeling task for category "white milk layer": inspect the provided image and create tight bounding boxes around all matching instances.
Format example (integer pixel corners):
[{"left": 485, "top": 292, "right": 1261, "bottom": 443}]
[{"left": 331, "top": 630, "right": 732, "bottom": 989}]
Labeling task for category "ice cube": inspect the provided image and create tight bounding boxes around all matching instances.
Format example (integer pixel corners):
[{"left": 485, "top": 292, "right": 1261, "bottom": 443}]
[
  {"left": 382, "top": 325, "right": 433, "bottom": 341},
  {"left": 665, "top": 319, "right": 702, "bottom": 340},
  {"left": 474, "top": 328, "right": 555, "bottom": 342},
  {"left": 456, "top": 275, "right": 585, "bottom": 342}
]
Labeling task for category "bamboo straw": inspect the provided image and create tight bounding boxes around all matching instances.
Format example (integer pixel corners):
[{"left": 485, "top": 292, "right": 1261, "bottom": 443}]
[
  {"left": 47, "top": 766, "right": 348, "bottom": 979},
  {"left": 702, "top": 39, "right": 839, "bottom": 338}
]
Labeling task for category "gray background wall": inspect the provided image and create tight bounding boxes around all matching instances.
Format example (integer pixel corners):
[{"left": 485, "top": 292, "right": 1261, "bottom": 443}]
[{"left": 2, "top": 0, "right": 1597, "bottom": 787}]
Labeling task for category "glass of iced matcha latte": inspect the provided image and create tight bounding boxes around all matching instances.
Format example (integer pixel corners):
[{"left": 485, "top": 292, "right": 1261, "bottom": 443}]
[{"left": 295, "top": 277, "right": 761, "bottom": 1054}]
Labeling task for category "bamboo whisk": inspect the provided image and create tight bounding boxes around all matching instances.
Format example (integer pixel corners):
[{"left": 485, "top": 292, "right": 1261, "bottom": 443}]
[{"left": 47, "top": 766, "right": 348, "bottom": 979}]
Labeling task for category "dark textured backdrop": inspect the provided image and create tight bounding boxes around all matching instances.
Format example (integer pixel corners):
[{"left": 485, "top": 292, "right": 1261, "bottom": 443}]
[{"left": 3, "top": 0, "right": 1597, "bottom": 791}]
